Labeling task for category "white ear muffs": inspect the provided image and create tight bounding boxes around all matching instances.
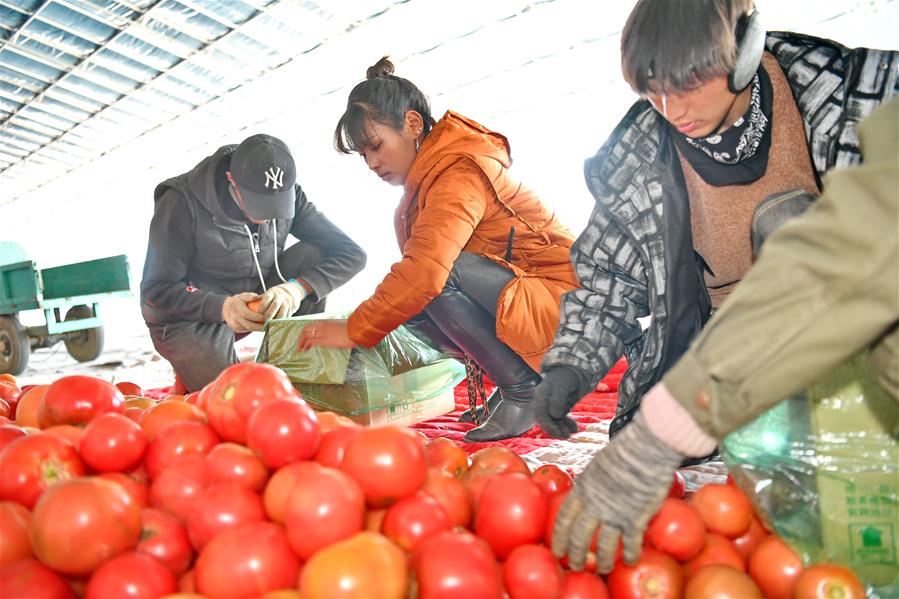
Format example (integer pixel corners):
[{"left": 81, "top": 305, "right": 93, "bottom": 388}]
[{"left": 728, "top": 9, "right": 766, "bottom": 94}]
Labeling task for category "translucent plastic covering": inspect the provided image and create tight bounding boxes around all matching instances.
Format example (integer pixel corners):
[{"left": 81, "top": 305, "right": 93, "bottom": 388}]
[
  {"left": 257, "top": 314, "right": 465, "bottom": 416},
  {"left": 723, "top": 353, "right": 898, "bottom": 598}
]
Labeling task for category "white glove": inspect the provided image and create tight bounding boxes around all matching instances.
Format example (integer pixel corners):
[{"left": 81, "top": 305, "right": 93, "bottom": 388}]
[
  {"left": 259, "top": 280, "right": 307, "bottom": 320},
  {"left": 223, "top": 292, "right": 264, "bottom": 333}
]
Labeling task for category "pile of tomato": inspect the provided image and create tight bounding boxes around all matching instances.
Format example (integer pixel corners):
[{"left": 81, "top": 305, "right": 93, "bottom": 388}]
[{"left": 0, "top": 367, "right": 870, "bottom": 599}]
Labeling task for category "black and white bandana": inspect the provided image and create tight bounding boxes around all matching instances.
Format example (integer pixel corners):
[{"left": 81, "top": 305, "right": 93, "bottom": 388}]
[{"left": 671, "top": 66, "right": 773, "bottom": 186}]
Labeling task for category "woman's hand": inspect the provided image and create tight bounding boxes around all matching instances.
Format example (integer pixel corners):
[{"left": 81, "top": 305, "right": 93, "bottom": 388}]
[{"left": 296, "top": 320, "right": 355, "bottom": 351}]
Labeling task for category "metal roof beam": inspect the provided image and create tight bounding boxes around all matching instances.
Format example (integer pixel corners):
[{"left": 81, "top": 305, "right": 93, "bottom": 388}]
[
  {"left": 0, "top": 0, "right": 288, "bottom": 183},
  {"left": 0, "top": 0, "right": 51, "bottom": 57}
]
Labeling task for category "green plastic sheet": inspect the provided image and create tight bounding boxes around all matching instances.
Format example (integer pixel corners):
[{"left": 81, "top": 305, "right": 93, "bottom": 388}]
[
  {"left": 257, "top": 314, "right": 465, "bottom": 416},
  {"left": 722, "top": 352, "right": 898, "bottom": 598}
]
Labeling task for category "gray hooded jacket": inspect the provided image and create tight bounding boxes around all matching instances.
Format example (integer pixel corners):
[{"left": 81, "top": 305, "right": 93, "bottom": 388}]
[{"left": 140, "top": 144, "right": 366, "bottom": 325}]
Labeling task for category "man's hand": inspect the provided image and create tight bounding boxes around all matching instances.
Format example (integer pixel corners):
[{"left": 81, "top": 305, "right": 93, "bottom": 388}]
[
  {"left": 551, "top": 412, "right": 684, "bottom": 574},
  {"left": 223, "top": 292, "right": 265, "bottom": 333},
  {"left": 259, "top": 281, "right": 307, "bottom": 321},
  {"left": 534, "top": 366, "right": 586, "bottom": 438}
]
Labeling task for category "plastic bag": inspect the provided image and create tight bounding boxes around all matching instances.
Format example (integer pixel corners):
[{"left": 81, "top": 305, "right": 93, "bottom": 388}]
[
  {"left": 257, "top": 314, "right": 465, "bottom": 416},
  {"left": 722, "top": 352, "right": 898, "bottom": 598}
]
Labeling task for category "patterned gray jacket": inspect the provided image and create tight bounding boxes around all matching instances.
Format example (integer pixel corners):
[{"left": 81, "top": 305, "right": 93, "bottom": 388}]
[{"left": 542, "top": 32, "right": 899, "bottom": 435}]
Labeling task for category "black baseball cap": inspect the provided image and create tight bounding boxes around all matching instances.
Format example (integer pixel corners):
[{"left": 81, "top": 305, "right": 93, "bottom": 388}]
[{"left": 230, "top": 134, "right": 297, "bottom": 220}]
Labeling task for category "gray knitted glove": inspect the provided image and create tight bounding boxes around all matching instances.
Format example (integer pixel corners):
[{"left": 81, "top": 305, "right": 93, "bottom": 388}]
[{"left": 551, "top": 412, "right": 685, "bottom": 574}]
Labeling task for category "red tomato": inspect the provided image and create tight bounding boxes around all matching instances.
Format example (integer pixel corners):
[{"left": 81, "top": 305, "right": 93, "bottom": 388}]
[
  {"left": 98, "top": 472, "right": 150, "bottom": 509},
  {"left": 475, "top": 472, "right": 548, "bottom": 559},
  {"left": 205, "top": 363, "right": 298, "bottom": 444},
  {"left": 0, "top": 398, "right": 10, "bottom": 420},
  {"left": 149, "top": 455, "right": 206, "bottom": 522},
  {"left": 85, "top": 552, "right": 177, "bottom": 599},
  {"left": 194, "top": 522, "right": 301, "bottom": 599},
  {"left": 0, "top": 380, "right": 21, "bottom": 412},
  {"left": 366, "top": 507, "right": 387, "bottom": 532},
  {"left": 382, "top": 492, "right": 453, "bottom": 552},
  {"left": 144, "top": 420, "right": 219, "bottom": 479},
  {"left": 462, "top": 470, "right": 496, "bottom": 516},
  {"left": 125, "top": 397, "right": 156, "bottom": 410},
  {"left": 299, "top": 531, "right": 407, "bottom": 599},
  {"left": 204, "top": 442, "right": 269, "bottom": 492},
  {"left": 561, "top": 571, "right": 611, "bottom": 599},
  {"left": 262, "top": 461, "right": 314, "bottom": 523},
  {"left": 668, "top": 471, "right": 686, "bottom": 499},
  {"left": 137, "top": 508, "right": 193, "bottom": 575},
  {"left": 179, "top": 568, "right": 196, "bottom": 593},
  {"left": 468, "top": 446, "right": 529, "bottom": 476},
  {"left": 185, "top": 483, "right": 265, "bottom": 550},
  {"left": 0, "top": 558, "right": 75, "bottom": 598},
  {"left": 607, "top": 547, "right": 684, "bottom": 599},
  {"left": 502, "top": 544, "right": 564, "bottom": 599},
  {"left": 747, "top": 535, "right": 804, "bottom": 599},
  {"left": 425, "top": 437, "right": 469, "bottom": 478},
  {"left": 42, "top": 424, "right": 84, "bottom": 446},
  {"left": 29, "top": 477, "right": 142, "bottom": 575},
  {"left": 0, "top": 500, "right": 31, "bottom": 565},
  {"left": 685, "top": 564, "right": 762, "bottom": 598},
  {"left": 115, "top": 381, "right": 145, "bottom": 397},
  {"left": 0, "top": 433, "right": 86, "bottom": 508},
  {"left": 532, "top": 464, "right": 574, "bottom": 499},
  {"left": 793, "top": 564, "right": 866, "bottom": 599},
  {"left": 421, "top": 467, "right": 471, "bottom": 528},
  {"left": 246, "top": 398, "right": 321, "bottom": 468},
  {"left": 0, "top": 424, "right": 27, "bottom": 450},
  {"left": 139, "top": 400, "right": 206, "bottom": 442},
  {"left": 315, "top": 410, "right": 358, "bottom": 433},
  {"left": 80, "top": 412, "right": 148, "bottom": 472},
  {"left": 314, "top": 425, "right": 362, "bottom": 468},
  {"left": 283, "top": 462, "right": 366, "bottom": 559},
  {"left": 645, "top": 497, "right": 706, "bottom": 561},
  {"left": 340, "top": 426, "right": 427, "bottom": 507},
  {"left": 685, "top": 533, "right": 746, "bottom": 575},
  {"left": 690, "top": 483, "right": 753, "bottom": 538},
  {"left": 38, "top": 375, "right": 125, "bottom": 428},
  {"left": 13, "top": 384, "right": 47, "bottom": 428},
  {"left": 732, "top": 516, "right": 769, "bottom": 561},
  {"left": 411, "top": 530, "right": 503, "bottom": 599}
]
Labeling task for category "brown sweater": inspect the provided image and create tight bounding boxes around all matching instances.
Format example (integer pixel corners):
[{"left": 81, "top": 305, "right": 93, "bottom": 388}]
[{"left": 678, "top": 53, "right": 820, "bottom": 307}]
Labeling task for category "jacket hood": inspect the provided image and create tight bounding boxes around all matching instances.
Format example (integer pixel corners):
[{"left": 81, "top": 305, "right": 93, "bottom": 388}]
[
  {"left": 404, "top": 111, "right": 511, "bottom": 196},
  {"left": 154, "top": 144, "right": 244, "bottom": 226}
]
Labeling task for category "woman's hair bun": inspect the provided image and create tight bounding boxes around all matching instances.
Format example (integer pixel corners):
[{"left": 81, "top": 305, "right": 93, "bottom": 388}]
[{"left": 366, "top": 56, "right": 395, "bottom": 80}]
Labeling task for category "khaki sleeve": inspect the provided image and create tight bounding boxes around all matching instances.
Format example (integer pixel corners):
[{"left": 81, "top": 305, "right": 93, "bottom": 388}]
[{"left": 663, "top": 100, "right": 899, "bottom": 439}]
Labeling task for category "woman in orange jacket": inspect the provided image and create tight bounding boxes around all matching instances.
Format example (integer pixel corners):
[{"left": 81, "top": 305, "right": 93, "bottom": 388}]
[{"left": 297, "top": 57, "right": 578, "bottom": 442}]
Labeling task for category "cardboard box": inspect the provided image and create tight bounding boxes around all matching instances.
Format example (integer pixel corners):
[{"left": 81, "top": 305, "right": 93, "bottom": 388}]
[{"left": 334, "top": 388, "right": 456, "bottom": 427}]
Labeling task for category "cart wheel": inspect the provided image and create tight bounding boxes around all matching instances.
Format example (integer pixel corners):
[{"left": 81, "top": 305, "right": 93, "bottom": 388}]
[
  {"left": 64, "top": 305, "right": 104, "bottom": 363},
  {"left": 0, "top": 316, "right": 30, "bottom": 375}
]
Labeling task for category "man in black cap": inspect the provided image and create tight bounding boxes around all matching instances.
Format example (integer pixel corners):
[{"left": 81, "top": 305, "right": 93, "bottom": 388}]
[{"left": 140, "top": 133, "right": 367, "bottom": 392}]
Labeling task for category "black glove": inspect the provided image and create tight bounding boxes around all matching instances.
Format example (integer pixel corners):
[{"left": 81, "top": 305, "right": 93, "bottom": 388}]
[
  {"left": 534, "top": 366, "right": 587, "bottom": 438},
  {"left": 551, "top": 412, "right": 685, "bottom": 574}
]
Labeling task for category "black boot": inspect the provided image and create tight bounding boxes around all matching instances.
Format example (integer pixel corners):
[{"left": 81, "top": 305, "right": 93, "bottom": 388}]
[
  {"left": 458, "top": 388, "right": 502, "bottom": 423},
  {"left": 422, "top": 287, "right": 540, "bottom": 442},
  {"left": 405, "top": 313, "right": 504, "bottom": 424}
]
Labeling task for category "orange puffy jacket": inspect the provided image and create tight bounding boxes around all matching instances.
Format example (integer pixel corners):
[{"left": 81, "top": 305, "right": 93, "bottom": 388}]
[{"left": 347, "top": 111, "right": 578, "bottom": 371}]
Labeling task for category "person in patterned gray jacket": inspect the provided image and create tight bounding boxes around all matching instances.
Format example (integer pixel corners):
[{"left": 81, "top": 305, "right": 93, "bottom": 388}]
[{"left": 534, "top": 0, "right": 898, "bottom": 440}]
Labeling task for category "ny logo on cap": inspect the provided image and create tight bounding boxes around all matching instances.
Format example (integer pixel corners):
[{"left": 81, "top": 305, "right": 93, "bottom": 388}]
[{"left": 264, "top": 166, "right": 284, "bottom": 190}]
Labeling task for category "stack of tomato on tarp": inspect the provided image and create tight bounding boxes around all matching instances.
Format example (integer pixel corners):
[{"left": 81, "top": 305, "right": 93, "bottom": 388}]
[{"left": 0, "top": 366, "right": 870, "bottom": 599}]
